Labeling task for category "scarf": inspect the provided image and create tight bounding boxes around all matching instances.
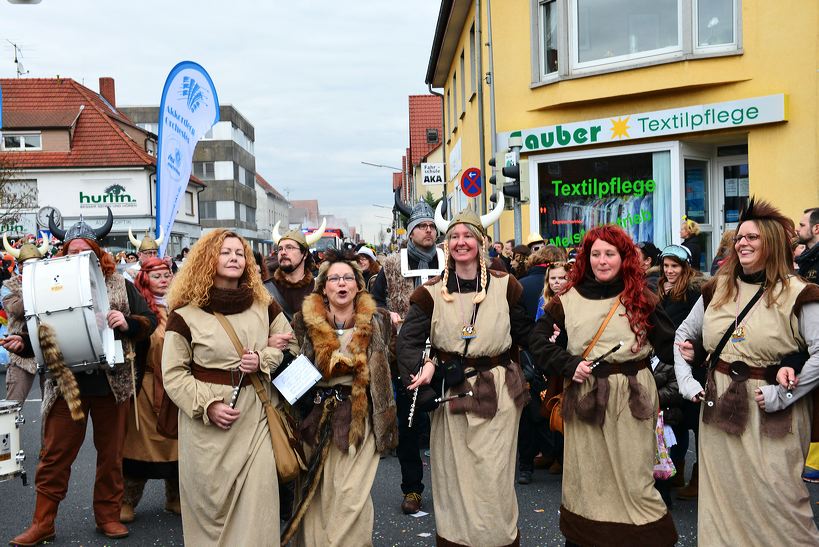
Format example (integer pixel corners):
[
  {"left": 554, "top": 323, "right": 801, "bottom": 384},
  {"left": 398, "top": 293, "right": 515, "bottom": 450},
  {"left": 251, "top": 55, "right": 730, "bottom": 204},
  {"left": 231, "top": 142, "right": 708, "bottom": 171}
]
[{"left": 406, "top": 240, "right": 438, "bottom": 275}]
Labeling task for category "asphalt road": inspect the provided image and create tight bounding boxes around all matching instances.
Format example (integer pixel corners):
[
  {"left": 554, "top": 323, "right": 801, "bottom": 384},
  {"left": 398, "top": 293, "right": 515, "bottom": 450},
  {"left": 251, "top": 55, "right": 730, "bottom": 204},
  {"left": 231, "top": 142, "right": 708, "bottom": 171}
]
[{"left": 1, "top": 380, "right": 818, "bottom": 546}]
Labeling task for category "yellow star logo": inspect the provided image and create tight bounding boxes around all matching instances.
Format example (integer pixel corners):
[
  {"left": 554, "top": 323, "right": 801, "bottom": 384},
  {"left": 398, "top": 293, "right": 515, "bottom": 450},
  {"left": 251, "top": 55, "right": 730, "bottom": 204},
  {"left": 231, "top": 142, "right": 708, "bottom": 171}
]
[{"left": 610, "top": 116, "right": 631, "bottom": 139}]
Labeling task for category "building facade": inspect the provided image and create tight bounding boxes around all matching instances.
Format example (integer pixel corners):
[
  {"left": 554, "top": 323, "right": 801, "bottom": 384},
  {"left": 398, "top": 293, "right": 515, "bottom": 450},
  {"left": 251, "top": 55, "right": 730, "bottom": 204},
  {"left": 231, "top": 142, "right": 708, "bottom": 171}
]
[
  {"left": 427, "top": 0, "right": 818, "bottom": 270},
  {"left": 254, "top": 173, "right": 290, "bottom": 255},
  {"left": 0, "top": 77, "right": 203, "bottom": 257}
]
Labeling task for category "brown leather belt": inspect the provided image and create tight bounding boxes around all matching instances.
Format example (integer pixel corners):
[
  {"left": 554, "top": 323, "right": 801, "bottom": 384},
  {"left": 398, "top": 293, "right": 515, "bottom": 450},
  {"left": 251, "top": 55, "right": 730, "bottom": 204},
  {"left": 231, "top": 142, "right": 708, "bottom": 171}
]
[
  {"left": 592, "top": 358, "right": 649, "bottom": 377},
  {"left": 191, "top": 363, "right": 253, "bottom": 387},
  {"left": 715, "top": 359, "right": 767, "bottom": 381},
  {"left": 433, "top": 349, "right": 512, "bottom": 372}
]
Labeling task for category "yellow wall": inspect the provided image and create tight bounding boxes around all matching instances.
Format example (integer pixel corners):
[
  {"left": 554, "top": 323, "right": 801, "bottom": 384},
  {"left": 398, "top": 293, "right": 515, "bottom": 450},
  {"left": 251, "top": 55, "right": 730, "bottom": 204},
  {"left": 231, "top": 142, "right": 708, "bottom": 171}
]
[{"left": 435, "top": 0, "right": 819, "bottom": 241}]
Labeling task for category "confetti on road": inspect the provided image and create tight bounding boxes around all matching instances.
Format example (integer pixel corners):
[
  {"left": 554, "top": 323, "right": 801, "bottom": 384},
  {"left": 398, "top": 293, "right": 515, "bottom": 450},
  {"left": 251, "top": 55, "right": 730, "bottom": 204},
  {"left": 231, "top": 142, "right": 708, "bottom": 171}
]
[{"left": 411, "top": 510, "right": 429, "bottom": 518}]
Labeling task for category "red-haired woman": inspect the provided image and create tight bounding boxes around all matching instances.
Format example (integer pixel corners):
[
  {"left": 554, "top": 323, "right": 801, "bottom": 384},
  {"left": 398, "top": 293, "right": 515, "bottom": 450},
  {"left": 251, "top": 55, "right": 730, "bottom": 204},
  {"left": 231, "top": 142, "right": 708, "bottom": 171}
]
[
  {"left": 120, "top": 257, "right": 179, "bottom": 523},
  {"left": 530, "top": 225, "right": 678, "bottom": 547},
  {"left": 7, "top": 212, "right": 157, "bottom": 545}
]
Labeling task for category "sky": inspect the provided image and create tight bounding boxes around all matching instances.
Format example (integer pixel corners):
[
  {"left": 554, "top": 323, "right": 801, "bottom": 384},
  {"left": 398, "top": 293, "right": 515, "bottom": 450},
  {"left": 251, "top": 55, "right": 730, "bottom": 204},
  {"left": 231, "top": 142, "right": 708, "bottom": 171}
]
[{"left": 0, "top": 0, "right": 442, "bottom": 242}]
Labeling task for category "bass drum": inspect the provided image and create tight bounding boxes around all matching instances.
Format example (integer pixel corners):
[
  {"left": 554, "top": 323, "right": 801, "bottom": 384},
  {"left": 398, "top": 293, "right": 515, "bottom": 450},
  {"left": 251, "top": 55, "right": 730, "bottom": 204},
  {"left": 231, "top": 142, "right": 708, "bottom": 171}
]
[{"left": 23, "top": 250, "right": 117, "bottom": 373}]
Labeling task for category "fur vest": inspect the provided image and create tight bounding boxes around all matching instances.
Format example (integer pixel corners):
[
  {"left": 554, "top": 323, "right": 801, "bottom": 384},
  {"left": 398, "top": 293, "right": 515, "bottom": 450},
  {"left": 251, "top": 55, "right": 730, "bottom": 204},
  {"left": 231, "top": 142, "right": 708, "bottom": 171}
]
[
  {"left": 382, "top": 253, "right": 416, "bottom": 318},
  {"left": 42, "top": 272, "right": 137, "bottom": 422},
  {"left": 292, "top": 292, "right": 398, "bottom": 454},
  {"left": 2, "top": 275, "right": 37, "bottom": 374}
]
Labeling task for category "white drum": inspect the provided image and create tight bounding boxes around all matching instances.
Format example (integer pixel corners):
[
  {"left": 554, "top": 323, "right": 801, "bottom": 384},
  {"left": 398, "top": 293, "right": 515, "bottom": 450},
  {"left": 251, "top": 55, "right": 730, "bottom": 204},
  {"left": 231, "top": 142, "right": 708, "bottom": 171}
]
[
  {"left": 23, "top": 250, "right": 118, "bottom": 374},
  {"left": 0, "top": 400, "right": 26, "bottom": 483}
]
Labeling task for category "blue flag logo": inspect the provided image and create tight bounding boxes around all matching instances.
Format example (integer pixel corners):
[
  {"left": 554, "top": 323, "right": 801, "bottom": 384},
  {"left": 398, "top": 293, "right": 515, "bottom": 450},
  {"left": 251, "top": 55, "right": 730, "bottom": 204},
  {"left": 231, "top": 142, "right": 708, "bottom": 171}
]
[{"left": 180, "top": 76, "right": 208, "bottom": 113}]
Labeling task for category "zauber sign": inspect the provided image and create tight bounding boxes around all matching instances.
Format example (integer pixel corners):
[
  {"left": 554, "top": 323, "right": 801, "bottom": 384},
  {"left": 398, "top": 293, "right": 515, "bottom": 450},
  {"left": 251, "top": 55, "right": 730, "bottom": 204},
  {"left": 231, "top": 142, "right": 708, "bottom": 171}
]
[
  {"left": 421, "top": 163, "right": 444, "bottom": 186},
  {"left": 499, "top": 94, "right": 787, "bottom": 153}
]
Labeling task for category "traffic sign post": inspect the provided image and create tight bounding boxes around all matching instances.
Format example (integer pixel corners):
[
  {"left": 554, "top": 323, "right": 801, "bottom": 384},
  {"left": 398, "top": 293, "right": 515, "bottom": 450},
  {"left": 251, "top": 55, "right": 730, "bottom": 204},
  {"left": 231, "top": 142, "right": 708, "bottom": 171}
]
[{"left": 461, "top": 167, "right": 482, "bottom": 198}]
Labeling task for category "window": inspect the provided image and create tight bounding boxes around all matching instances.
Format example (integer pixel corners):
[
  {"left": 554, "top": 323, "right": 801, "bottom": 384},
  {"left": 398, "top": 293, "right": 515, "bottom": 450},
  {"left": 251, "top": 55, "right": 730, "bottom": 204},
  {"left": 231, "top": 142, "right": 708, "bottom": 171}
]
[
  {"left": 535, "top": 0, "right": 739, "bottom": 81},
  {"left": 539, "top": 0, "right": 558, "bottom": 77},
  {"left": 452, "top": 72, "right": 458, "bottom": 128},
  {"left": 2, "top": 133, "right": 41, "bottom": 151},
  {"left": 185, "top": 191, "right": 195, "bottom": 216},
  {"left": 446, "top": 90, "right": 452, "bottom": 133},
  {"left": 216, "top": 200, "right": 234, "bottom": 220},
  {"left": 469, "top": 24, "right": 477, "bottom": 96},
  {"left": 245, "top": 169, "right": 255, "bottom": 187},
  {"left": 426, "top": 128, "right": 439, "bottom": 144},
  {"left": 459, "top": 51, "right": 466, "bottom": 115},
  {"left": 193, "top": 161, "right": 215, "bottom": 180},
  {"left": 238, "top": 165, "right": 247, "bottom": 186},
  {"left": 200, "top": 201, "right": 216, "bottom": 219},
  {"left": 137, "top": 122, "right": 158, "bottom": 134}
]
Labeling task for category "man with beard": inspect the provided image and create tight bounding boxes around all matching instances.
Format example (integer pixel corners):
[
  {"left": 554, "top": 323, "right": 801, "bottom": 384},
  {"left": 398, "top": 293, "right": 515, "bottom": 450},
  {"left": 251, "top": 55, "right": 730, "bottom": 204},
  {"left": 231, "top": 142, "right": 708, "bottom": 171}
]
[
  {"left": 371, "top": 197, "right": 444, "bottom": 515},
  {"left": 123, "top": 228, "right": 165, "bottom": 281},
  {"left": 265, "top": 219, "right": 326, "bottom": 321},
  {"left": 796, "top": 207, "right": 819, "bottom": 283}
]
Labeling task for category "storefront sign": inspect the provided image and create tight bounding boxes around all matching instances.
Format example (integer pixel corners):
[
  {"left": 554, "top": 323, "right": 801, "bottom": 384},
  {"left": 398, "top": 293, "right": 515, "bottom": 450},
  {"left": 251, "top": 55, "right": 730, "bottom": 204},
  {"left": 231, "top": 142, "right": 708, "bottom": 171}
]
[
  {"left": 500, "top": 94, "right": 786, "bottom": 153},
  {"left": 79, "top": 183, "right": 139, "bottom": 209},
  {"left": 421, "top": 163, "right": 444, "bottom": 186}
]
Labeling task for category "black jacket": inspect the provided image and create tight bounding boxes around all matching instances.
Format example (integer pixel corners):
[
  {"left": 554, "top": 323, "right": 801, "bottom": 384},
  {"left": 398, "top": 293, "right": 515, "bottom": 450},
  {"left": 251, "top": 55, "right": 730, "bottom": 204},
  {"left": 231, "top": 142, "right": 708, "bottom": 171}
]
[
  {"left": 519, "top": 265, "right": 548, "bottom": 320},
  {"left": 796, "top": 243, "right": 819, "bottom": 285},
  {"left": 682, "top": 236, "right": 702, "bottom": 271}
]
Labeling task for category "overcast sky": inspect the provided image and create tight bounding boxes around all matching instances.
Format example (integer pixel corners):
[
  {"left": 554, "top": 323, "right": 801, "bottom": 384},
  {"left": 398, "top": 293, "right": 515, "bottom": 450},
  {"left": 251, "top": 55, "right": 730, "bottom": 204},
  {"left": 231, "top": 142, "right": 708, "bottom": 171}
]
[{"left": 0, "top": 1, "right": 441, "bottom": 242}]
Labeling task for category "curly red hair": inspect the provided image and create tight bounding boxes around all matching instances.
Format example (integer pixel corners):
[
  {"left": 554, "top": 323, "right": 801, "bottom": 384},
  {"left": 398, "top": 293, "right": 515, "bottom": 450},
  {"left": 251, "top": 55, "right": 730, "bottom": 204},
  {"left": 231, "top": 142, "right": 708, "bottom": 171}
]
[
  {"left": 56, "top": 238, "right": 116, "bottom": 279},
  {"left": 566, "top": 225, "right": 653, "bottom": 338},
  {"left": 134, "top": 257, "right": 171, "bottom": 315}
]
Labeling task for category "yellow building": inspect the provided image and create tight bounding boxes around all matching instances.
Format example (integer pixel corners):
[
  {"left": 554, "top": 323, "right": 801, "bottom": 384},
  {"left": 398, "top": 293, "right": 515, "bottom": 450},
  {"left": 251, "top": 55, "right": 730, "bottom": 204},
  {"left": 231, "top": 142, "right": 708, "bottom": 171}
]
[{"left": 426, "top": 0, "right": 817, "bottom": 270}]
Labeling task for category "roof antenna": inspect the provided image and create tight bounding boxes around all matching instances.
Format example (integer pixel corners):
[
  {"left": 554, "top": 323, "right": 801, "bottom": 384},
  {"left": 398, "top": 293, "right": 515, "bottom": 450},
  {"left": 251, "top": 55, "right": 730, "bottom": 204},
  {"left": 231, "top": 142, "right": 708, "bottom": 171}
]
[{"left": 6, "top": 40, "right": 29, "bottom": 78}]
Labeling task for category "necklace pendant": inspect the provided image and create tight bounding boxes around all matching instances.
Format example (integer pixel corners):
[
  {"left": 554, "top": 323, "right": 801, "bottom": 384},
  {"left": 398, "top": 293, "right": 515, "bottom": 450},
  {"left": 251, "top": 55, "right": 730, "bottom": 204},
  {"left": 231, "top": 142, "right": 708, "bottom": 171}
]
[
  {"left": 461, "top": 325, "right": 477, "bottom": 340},
  {"left": 731, "top": 325, "right": 746, "bottom": 343}
]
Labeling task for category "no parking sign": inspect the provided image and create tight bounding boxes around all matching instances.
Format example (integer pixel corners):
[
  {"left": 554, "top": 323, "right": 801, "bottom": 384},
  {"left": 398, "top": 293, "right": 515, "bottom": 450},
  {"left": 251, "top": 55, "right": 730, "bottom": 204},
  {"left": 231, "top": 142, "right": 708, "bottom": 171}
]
[{"left": 460, "top": 167, "right": 482, "bottom": 197}]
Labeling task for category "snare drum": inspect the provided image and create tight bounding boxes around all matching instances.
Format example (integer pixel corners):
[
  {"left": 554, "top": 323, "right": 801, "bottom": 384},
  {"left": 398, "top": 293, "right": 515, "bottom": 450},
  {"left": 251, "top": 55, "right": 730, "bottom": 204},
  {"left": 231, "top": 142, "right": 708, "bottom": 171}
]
[
  {"left": 23, "top": 251, "right": 119, "bottom": 374},
  {"left": 0, "top": 399, "right": 25, "bottom": 483}
]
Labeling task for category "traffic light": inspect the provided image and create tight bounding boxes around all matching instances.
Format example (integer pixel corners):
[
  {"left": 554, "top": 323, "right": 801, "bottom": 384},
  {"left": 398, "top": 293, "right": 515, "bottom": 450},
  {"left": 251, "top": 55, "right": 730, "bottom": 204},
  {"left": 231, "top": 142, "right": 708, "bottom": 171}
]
[
  {"left": 487, "top": 153, "right": 507, "bottom": 185},
  {"left": 502, "top": 158, "right": 529, "bottom": 202}
]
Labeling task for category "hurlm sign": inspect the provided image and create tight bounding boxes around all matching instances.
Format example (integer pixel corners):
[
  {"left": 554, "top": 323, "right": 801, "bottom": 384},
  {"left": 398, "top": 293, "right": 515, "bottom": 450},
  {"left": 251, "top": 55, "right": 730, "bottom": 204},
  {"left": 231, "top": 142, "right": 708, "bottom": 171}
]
[
  {"left": 421, "top": 163, "right": 444, "bottom": 185},
  {"left": 499, "top": 94, "right": 787, "bottom": 153}
]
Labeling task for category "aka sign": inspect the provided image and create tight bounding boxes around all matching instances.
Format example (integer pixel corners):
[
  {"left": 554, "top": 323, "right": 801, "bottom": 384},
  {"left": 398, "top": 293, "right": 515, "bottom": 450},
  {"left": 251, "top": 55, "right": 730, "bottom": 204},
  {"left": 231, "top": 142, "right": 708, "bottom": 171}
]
[{"left": 421, "top": 163, "right": 444, "bottom": 186}]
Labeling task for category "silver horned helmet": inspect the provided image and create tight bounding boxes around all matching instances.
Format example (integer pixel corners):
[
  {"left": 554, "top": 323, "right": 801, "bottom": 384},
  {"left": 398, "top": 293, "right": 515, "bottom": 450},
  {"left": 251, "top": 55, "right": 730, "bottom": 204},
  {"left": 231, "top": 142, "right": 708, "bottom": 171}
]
[{"left": 49, "top": 207, "right": 114, "bottom": 244}]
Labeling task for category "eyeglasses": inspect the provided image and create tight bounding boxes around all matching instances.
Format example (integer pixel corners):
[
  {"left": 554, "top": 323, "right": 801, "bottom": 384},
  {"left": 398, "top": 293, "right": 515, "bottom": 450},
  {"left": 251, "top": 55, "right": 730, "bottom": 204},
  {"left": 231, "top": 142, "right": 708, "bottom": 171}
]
[
  {"left": 326, "top": 275, "right": 356, "bottom": 284},
  {"left": 732, "top": 233, "right": 761, "bottom": 244},
  {"left": 415, "top": 223, "right": 436, "bottom": 232},
  {"left": 277, "top": 245, "right": 301, "bottom": 254}
]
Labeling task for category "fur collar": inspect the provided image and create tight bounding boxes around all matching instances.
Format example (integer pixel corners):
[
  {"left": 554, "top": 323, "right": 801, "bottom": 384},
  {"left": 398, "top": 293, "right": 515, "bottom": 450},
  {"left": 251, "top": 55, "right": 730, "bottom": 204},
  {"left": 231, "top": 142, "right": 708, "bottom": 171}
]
[
  {"left": 274, "top": 267, "right": 314, "bottom": 289},
  {"left": 204, "top": 284, "right": 254, "bottom": 315},
  {"left": 302, "top": 291, "right": 376, "bottom": 448}
]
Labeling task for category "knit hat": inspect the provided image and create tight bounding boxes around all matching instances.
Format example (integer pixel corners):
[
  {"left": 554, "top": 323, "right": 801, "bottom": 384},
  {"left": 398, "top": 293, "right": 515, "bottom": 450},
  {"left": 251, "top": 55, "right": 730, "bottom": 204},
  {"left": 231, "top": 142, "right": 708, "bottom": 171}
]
[
  {"left": 407, "top": 201, "right": 435, "bottom": 236},
  {"left": 356, "top": 246, "right": 376, "bottom": 262}
]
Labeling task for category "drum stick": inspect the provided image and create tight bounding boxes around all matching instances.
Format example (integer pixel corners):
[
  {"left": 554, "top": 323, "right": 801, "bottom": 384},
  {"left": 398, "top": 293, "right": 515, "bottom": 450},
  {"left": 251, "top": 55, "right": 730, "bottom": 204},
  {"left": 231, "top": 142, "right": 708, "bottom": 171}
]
[
  {"left": 588, "top": 341, "right": 624, "bottom": 370},
  {"left": 434, "top": 390, "right": 473, "bottom": 404}
]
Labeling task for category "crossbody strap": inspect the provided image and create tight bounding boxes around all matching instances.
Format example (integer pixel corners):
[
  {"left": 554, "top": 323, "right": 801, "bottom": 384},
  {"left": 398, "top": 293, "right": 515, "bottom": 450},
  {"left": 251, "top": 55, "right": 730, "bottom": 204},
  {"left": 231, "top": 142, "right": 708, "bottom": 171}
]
[
  {"left": 582, "top": 296, "right": 621, "bottom": 360},
  {"left": 213, "top": 312, "right": 272, "bottom": 406},
  {"left": 708, "top": 285, "right": 765, "bottom": 369}
]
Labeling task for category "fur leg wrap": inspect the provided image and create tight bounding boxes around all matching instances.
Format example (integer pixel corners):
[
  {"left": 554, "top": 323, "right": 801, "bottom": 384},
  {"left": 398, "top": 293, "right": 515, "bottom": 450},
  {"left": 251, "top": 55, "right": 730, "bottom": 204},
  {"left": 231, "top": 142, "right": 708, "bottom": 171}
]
[{"left": 38, "top": 323, "right": 84, "bottom": 421}]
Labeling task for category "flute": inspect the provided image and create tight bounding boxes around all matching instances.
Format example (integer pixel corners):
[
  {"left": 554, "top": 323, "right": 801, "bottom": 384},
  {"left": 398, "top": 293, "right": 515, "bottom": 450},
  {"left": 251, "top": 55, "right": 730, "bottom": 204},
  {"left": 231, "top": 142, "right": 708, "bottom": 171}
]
[
  {"left": 588, "top": 341, "right": 624, "bottom": 370},
  {"left": 229, "top": 372, "right": 246, "bottom": 409},
  {"left": 435, "top": 390, "right": 473, "bottom": 404}
]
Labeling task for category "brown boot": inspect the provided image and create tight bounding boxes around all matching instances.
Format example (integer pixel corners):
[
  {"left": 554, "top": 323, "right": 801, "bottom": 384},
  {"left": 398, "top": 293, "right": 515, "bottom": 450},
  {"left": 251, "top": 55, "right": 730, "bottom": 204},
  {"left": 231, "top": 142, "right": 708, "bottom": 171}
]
[
  {"left": 677, "top": 462, "right": 698, "bottom": 499},
  {"left": 9, "top": 494, "right": 58, "bottom": 546},
  {"left": 670, "top": 460, "right": 686, "bottom": 488},
  {"left": 164, "top": 478, "right": 181, "bottom": 515}
]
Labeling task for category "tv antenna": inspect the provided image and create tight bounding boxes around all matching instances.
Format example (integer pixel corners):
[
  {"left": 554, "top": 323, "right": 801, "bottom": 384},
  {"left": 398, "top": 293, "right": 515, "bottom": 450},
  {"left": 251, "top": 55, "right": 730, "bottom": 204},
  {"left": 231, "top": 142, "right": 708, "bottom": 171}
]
[{"left": 7, "top": 40, "right": 29, "bottom": 77}]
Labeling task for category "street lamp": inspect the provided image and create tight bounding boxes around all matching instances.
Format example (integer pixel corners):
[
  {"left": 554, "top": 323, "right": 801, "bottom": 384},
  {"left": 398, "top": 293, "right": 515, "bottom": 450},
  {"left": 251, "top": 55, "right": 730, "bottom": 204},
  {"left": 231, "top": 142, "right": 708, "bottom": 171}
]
[{"left": 360, "top": 161, "right": 402, "bottom": 171}]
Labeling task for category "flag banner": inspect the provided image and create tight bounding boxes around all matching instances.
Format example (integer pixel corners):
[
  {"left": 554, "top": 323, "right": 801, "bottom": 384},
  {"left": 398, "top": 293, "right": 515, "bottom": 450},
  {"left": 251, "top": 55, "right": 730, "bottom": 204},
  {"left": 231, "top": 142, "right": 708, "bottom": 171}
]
[{"left": 155, "top": 61, "right": 219, "bottom": 256}]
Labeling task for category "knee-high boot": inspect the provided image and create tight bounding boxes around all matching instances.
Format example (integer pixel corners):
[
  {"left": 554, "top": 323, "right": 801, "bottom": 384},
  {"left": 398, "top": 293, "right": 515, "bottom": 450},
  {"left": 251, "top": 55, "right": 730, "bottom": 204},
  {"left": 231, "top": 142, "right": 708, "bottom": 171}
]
[
  {"left": 10, "top": 494, "right": 58, "bottom": 546},
  {"left": 164, "top": 477, "right": 181, "bottom": 515},
  {"left": 120, "top": 476, "right": 146, "bottom": 523}
]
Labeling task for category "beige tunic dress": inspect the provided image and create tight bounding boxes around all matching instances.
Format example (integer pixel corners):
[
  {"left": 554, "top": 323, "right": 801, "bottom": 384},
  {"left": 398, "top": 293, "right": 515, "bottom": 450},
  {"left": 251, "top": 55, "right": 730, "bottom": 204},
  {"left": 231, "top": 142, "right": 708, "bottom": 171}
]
[
  {"left": 296, "top": 330, "right": 380, "bottom": 547},
  {"left": 696, "top": 276, "right": 819, "bottom": 546},
  {"left": 163, "top": 298, "right": 294, "bottom": 547},
  {"left": 426, "top": 274, "right": 522, "bottom": 547},
  {"left": 558, "top": 289, "right": 675, "bottom": 545}
]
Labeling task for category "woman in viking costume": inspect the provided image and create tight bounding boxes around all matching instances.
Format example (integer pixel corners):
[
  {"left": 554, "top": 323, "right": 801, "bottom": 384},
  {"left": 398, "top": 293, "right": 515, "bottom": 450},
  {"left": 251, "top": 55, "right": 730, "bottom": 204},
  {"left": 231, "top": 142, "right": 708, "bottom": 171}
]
[
  {"left": 1, "top": 233, "right": 50, "bottom": 403},
  {"left": 675, "top": 198, "right": 819, "bottom": 546},
  {"left": 161, "top": 229, "right": 297, "bottom": 546},
  {"left": 284, "top": 249, "right": 397, "bottom": 546},
  {"left": 120, "top": 257, "right": 180, "bottom": 522},
  {"left": 7, "top": 208, "right": 157, "bottom": 545},
  {"left": 396, "top": 191, "right": 534, "bottom": 547},
  {"left": 530, "top": 224, "right": 678, "bottom": 547}
]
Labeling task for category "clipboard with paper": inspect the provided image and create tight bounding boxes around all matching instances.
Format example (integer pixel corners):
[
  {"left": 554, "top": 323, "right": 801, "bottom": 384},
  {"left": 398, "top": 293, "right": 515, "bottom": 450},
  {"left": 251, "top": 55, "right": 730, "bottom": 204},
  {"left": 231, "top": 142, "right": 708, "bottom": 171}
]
[{"left": 272, "top": 354, "right": 322, "bottom": 404}]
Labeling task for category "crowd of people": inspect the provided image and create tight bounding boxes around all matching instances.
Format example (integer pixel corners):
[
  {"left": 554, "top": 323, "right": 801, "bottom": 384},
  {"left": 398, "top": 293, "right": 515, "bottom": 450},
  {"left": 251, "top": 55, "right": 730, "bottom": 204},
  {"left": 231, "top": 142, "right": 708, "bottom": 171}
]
[{"left": 1, "top": 199, "right": 818, "bottom": 546}]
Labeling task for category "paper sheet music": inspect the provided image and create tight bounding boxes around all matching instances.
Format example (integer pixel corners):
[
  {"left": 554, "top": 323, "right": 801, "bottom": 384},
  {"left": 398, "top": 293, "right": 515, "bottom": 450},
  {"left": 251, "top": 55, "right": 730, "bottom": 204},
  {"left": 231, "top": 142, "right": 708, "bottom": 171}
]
[{"left": 272, "top": 354, "right": 322, "bottom": 404}]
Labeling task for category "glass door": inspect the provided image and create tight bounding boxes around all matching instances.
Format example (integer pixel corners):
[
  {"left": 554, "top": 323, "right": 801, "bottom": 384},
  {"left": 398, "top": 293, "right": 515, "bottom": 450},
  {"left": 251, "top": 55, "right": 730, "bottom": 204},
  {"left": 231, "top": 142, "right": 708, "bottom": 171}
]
[
  {"left": 716, "top": 156, "right": 749, "bottom": 233},
  {"left": 682, "top": 156, "right": 713, "bottom": 271}
]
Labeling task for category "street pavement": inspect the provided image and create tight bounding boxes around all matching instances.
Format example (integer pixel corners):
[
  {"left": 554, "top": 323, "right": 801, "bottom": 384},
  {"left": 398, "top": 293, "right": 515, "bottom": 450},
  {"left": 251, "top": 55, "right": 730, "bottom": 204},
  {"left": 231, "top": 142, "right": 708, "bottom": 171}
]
[{"left": 2, "top": 382, "right": 818, "bottom": 546}]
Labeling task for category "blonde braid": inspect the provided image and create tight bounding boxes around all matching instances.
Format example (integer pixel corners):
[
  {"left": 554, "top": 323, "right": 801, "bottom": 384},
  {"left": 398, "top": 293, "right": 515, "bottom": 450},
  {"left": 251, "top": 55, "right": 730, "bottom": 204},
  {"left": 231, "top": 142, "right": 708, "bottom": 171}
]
[
  {"left": 473, "top": 251, "right": 488, "bottom": 304},
  {"left": 440, "top": 242, "right": 454, "bottom": 302}
]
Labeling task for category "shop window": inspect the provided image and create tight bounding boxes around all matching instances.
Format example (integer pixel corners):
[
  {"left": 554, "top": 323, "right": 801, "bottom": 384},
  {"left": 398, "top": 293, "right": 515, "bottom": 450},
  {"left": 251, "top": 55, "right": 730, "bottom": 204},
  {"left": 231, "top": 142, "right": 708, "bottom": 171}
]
[
  {"left": 536, "top": 150, "right": 672, "bottom": 250},
  {"left": 683, "top": 159, "right": 709, "bottom": 224},
  {"left": 721, "top": 163, "right": 749, "bottom": 224}
]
